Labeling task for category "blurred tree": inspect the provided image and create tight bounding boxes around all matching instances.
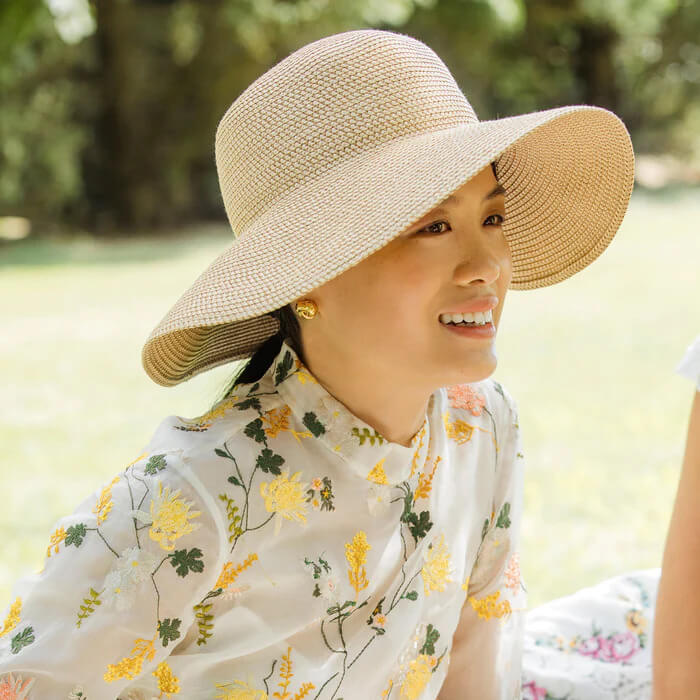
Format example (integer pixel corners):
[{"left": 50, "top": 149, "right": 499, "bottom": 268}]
[{"left": 0, "top": 0, "right": 698, "bottom": 236}]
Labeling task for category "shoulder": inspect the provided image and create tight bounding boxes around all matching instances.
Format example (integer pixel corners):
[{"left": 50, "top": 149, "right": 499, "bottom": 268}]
[{"left": 146, "top": 382, "right": 287, "bottom": 456}]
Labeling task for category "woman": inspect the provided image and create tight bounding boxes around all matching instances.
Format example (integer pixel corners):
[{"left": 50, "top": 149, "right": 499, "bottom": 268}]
[
  {"left": 0, "top": 28, "right": 648, "bottom": 700},
  {"left": 652, "top": 335, "right": 700, "bottom": 698}
]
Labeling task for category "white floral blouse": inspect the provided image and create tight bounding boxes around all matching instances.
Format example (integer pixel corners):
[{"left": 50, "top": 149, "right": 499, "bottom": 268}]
[{"left": 0, "top": 338, "right": 527, "bottom": 700}]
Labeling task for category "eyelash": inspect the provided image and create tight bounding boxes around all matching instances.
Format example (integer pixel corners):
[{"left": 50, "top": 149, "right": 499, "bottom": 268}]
[{"left": 417, "top": 214, "right": 505, "bottom": 235}]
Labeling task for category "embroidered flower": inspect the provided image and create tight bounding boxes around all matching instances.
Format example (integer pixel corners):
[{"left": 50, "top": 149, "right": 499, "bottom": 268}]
[
  {"left": 446, "top": 384, "right": 486, "bottom": 416},
  {"left": 345, "top": 531, "right": 371, "bottom": 596},
  {"left": 128, "top": 480, "right": 202, "bottom": 551},
  {"left": 213, "top": 672, "right": 268, "bottom": 699},
  {"left": 220, "top": 584, "right": 252, "bottom": 603},
  {"left": 152, "top": 660, "right": 180, "bottom": 696},
  {"left": 260, "top": 468, "right": 309, "bottom": 536},
  {"left": 367, "top": 482, "right": 393, "bottom": 516},
  {"left": 317, "top": 572, "right": 342, "bottom": 603},
  {"left": 0, "top": 672, "right": 36, "bottom": 700},
  {"left": 399, "top": 653, "right": 437, "bottom": 699},
  {"left": 468, "top": 589, "right": 512, "bottom": 620},
  {"left": 522, "top": 680, "right": 548, "bottom": 700},
  {"left": 420, "top": 533, "right": 454, "bottom": 596},
  {"left": 102, "top": 545, "right": 162, "bottom": 611},
  {"left": 504, "top": 551, "right": 521, "bottom": 593},
  {"left": 625, "top": 608, "right": 647, "bottom": 635},
  {"left": 67, "top": 684, "right": 89, "bottom": 699}
]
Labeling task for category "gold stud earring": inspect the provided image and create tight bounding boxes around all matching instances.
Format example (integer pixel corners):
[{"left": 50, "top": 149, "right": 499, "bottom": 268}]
[{"left": 294, "top": 299, "right": 318, "bottom": 319}]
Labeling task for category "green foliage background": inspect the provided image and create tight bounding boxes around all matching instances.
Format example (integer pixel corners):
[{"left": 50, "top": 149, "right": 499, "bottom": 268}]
[{"left": 1, "top": 0, "right": 699, "bottom": 234}]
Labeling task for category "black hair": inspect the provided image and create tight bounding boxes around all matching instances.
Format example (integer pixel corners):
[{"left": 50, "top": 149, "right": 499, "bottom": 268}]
[
  {"left": 208, "top": 304, "right": 303, "bottom": 408},
  {"left": 208, "top": 160, "right": 500, "bottom": 410}
]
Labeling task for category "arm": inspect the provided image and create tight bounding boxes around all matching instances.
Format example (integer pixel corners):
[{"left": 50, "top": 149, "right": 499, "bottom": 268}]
[
  {"left": 652, "top": 388, "right": 700, "bottom": 699},
  {"left": 438, "top": 387, "right": 527, "bottom": 700},
  {"left": 0, "top": 431, "right": 226, "bottom": 699}
]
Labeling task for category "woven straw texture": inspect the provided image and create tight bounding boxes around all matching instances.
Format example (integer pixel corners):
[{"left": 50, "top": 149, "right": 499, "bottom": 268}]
[{"left": 142, "top": 28, "right": 635, "bottom": 387}]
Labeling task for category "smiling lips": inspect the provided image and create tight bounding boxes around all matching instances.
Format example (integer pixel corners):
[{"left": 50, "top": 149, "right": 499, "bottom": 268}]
[{"left": 439, "top": 295, "right": 498, "bottom": 317}]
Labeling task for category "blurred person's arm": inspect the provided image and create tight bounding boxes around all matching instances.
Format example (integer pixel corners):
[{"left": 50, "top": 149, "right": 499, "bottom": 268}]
[{"left": 653, "top": 388, "right": 700, "bottom": 698}]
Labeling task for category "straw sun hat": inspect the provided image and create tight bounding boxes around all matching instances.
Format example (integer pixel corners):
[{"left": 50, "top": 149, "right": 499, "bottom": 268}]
[{"left": 142, "top": 28, "right": 635, "bottom": 387}]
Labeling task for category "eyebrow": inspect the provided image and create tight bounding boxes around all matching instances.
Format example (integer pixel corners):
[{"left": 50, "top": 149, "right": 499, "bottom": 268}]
[{"left": 444, "top": 183, "right": 506, "bottom": 205}]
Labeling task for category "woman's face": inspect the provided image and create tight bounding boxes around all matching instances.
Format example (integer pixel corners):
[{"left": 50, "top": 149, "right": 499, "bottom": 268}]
[{"left": 295, "top": 162, "right": 512, "bottom": 389}]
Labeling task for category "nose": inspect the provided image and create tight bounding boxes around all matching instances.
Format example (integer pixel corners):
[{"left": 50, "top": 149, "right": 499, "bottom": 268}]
[{"left": 452, "top": 231, "right": 506, "bottom": 287}]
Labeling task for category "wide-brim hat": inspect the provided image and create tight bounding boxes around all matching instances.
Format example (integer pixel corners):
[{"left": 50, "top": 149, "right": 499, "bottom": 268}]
[{"left": 142, "top": 28, "right": 635, "bottom": 387}]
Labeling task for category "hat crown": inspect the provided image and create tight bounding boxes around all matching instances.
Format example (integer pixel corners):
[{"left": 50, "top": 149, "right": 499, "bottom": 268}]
[{"left": 214, "top": 29, "right": 478, "bottom": 237}]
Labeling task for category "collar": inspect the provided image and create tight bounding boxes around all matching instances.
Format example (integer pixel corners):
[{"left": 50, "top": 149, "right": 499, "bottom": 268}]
[{"left": 268, "top": 338, "right": 438, "bottom": 485}]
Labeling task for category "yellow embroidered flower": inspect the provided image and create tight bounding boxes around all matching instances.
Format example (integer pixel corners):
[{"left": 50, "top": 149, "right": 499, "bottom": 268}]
[
  {"left": 93, "top": 474, "right": 121, "bottom": 525},
  {"left": 421, "top": 533, "right": 454, "bottom": 596},
  {"left": 103, "top": 636, "right": 156, "bottom": 681},
  {"left": 468, "top": 590, "right": 512, "bottom": 620},
  {"left": 144, "top": 480, "right": 203, "bottom": 551},
  {"left": 259, "top": 469, "right": 309, "bottom": 536},
  {"left": 442, "top": 411, "right": 475, "bottom": 445},
  {"left": 0, "top": 597, "right": 21, "bottom": 638},
  {"left": 375, "top": 613, "right": 387, "bottom": 627},
  {"left": 367, "top": 459, "right": 388, "bottom": 484},
  {"left": 294, "top": 358, "right": 318, "bottom": 384},
  {"left": 311, "top": 477, "right": 323, "bottom": 490},
  {"left": 345, "top": 530, "right": 372, "bottom": 596},
  {"left": 399, "top": 654, "right": 436, "bottom": 699},
  {"left": 153, "top": 659, "right": 180, "bottom": 696},
  {"left": 625, "top": 609, "right": 647, "bottom": 634},
  {"left": 213, "top": 674, "right": 268, "bottom": 700}
]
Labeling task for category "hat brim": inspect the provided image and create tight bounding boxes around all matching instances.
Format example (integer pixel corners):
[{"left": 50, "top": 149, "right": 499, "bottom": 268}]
[{"left": 143, "top": 104, "right": 634, "bottom": 386}]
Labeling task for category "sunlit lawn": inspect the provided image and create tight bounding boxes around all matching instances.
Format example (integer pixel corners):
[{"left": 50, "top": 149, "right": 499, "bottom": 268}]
[{"left": 1, "top": 186, "right": 698, "bottom": 611}]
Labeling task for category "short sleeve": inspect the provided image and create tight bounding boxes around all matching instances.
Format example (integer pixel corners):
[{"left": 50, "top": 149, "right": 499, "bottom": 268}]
[
  {"left": 675, "top": 334, "right": 700, "bottom": 391},
  {"left": 444, "top": 384, "right": 527, "bottom": 700},
  {"left": 0, "top": 424, "right": 226, "bottom": 700}
]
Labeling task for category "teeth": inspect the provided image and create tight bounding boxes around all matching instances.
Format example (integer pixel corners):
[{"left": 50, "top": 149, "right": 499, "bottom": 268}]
[{"left": 440, "top": 309, "right": 493, "bottom": 325}]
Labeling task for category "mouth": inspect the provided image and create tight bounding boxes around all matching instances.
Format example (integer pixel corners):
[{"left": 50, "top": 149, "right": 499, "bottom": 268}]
[{"left": 439, "top": 310, "right": 496, "bottom": 338}]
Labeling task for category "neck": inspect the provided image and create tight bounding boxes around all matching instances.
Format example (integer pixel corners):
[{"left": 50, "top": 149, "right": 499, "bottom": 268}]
[{"left": 300, "top": 336, "right": 432, "bottom": 448}]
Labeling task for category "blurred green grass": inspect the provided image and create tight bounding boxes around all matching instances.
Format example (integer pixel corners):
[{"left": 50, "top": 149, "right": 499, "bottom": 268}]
[{"left": 1, "top": 187, "right": 698, "bottom": 611}]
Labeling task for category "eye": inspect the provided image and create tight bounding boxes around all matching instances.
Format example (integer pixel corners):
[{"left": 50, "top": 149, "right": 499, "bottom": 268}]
[
  {"left": 419, "top": 220, "right": 451, "bottom": 234},
  {"left": 416, "top": 214, "right": 505, "bottom": 235},
  {"left": 484, "top": 214, "right": 505, "bottom": 226}
]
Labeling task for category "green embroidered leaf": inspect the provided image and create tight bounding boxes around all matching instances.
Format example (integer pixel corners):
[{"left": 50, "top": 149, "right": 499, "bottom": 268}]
[
  {"left": 65, "top": 523, "right": 87, "bottom": 547},
  {"left": 351, "top": 426, "right": 385, "bottom": 446},
  {"left": 227, "top": 475, "right": 241, "bottom": 486},
  {"left": 158, "top": 617, "right": 182, "bottom": 647},
  {"left": 170, "top": 547, "right": 205, "bottom": 577},
  {"left": 193, "top": 600, "right": 215, "bottom": 646},
  {"left": 496, "top": 502, "right": 511, "bottom": 529},
  {"left": 76, "top": 587, "right": 102, "bottom": 628},
  {"left": 244, "top": 417, "right": 266, "bottom": 444},
  {"left": 247, "top": 382, "right": 260, "bottom": 395},
  {"left": 10, "top": 626, "right": 34, "bottom": 654},
  {"left": 257, "top": 447, "right": 284, "bottom": 475},
  {"left": 274, "top": 350, "right": 294, "bottom": 385},
  {"left": 404, "top": 590, "right": 418, "bottom": 601},
  {"left": 218, "top": 494, "right": 244, "bottom": 542},
  {"left": 420, "top": 623, "right": 440, "bottom": 656},
  {"left": 144, "top": 454, "right": 167, "bottom": 475},
  {"left": 303, "top": 411, "right": 326, "bottom": 437},
  {"left": 492, "top": 381, "right": 505, "bottom": 400},
  {"left": 214, "top": 447, "right": 234, "bottom": 460},
  {"left": 236, "top": 397, "right": 261, "bottom": 412},
  {"left": 405, "top": 510, "right": 433, "bottom": 542},
  {"left": 481, "top": 518, "right": 489, "bottom": 541}
]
